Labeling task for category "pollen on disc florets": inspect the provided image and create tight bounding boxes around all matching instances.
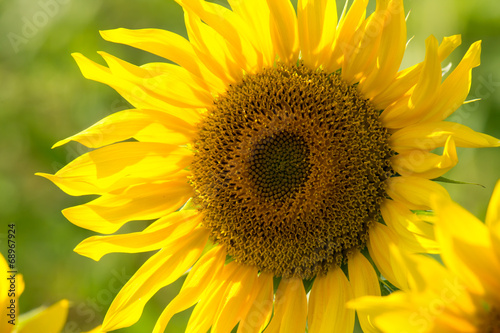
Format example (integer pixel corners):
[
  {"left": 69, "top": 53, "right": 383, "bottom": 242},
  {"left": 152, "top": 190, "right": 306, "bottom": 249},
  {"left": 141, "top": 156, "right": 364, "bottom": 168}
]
[{"left": 190, "top": 62, "right": 395, "bottom": 279}]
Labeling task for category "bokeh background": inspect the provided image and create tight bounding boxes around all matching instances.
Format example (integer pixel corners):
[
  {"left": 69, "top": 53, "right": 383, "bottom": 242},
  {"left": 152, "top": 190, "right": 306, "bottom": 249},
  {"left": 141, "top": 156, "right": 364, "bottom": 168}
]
[{"left": 0, "top": 0, "right": 499, "bottom": 332}]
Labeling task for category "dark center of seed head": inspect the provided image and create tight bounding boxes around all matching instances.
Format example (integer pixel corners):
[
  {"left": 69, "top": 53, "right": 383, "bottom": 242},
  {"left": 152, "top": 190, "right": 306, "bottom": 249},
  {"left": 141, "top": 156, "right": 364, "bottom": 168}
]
[{"left": 248, "top": 131, "right": 311, "bottom": 202}]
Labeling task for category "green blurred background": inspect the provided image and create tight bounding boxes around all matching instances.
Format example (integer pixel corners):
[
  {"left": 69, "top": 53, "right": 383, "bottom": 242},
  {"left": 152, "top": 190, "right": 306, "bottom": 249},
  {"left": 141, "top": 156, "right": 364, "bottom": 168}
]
[{"left": 0, "top": 0, "right": 499, "bottom": 332}]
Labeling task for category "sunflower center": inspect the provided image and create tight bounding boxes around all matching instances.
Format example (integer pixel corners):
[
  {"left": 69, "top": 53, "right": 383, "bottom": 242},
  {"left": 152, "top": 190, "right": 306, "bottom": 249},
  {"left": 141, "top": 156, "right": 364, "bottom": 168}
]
[
  {"left": 481, "top": 306, "right": 500, "bottom": 333},
  {"left": 190, "top": 62, "right": 394, "bottom": 279}
]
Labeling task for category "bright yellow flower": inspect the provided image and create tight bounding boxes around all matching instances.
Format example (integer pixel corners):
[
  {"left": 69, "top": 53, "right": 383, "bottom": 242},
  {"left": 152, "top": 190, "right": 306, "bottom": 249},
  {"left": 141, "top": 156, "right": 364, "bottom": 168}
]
[
  {"left": 0, "top": 254, "right": 69, "bottom": 333},
  {"left": 351, "top": 180, "right": 500, "bottom": 332},
  {"left": 38, "top": 0, "right": 499, "bottom": 332}
]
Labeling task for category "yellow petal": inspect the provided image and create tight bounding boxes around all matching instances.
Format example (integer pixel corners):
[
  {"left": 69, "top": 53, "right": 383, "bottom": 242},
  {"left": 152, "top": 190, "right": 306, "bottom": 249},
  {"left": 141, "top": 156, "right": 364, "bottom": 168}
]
[
  {"left": 349, "top": 293, "right": 420, "bottom": 333},
  {"left": 434, "top": 197, "right": 500, "bottom": 301},
  {"left": 100, "top": 28, "right": 226, "bottom": 93},
  {"left": 359, "top": 0, "right": 406, "bottom": 99},
  {"left": 387, "top": 244, "right": 439, "bottom": 294},
  {"left": 348, "top": 251, "right": 380, "bottom": 298},
  {"left": 0, "top": 254, "right": 8, "bottom": 300},
  {"left": 153, "top": 246, "right": 226, "bottom": 333},
  {"left": 51, "top": 109, "right": 197, "bottom": 149},
  {"left": 348, "top": 251, "right": 381, "bottom": 333},
  {"left": 184, "top": 8, "right": 244, "bottom": 84},
  {"left": 228, "top": 0, "right": 275, "bottom": 67},
  {"left": 101, "top": 52, "right": 213, "bottom": 108},
  {"left": 420, "top": 41, "right": 481, "bottom": 123},
  {"left": 390, "top": 136, "right": 458, "bottom": 179},
  {"left": 102, "top": 227, "right": 209, "bottom": 331},
  {"left": 176, "top": 0, "right": 261, "bottom": 73},
  {"left": 72, "top": 52, "right": 210, "bottom": 111},
  {"left": 372, "top": 34, "right": 462, "bottom": 110},
  {"left": 63, "top": 172, "right": 192, "bottom": 234},
  {"left": 433, "top": 314, "right": 478, "bottom": 333},
  {"left": 186, "top": 262, "right": 241, "bottom": 332},
  {"left": 389, "top": 243, "right": 478, "bottom": 317},
  {"left": 487, "top": 181, "right": 500, "bottom": 269},
  {"left": 72, "top": 52, "right": 154, "bottom": 110},
  {"left": 386, "top": 176, "right": 450, "bottom": 211},
  {"left": 18, "top": 300, "right": 69, "bottom": 333},
  {"left": 38, "top": 142, "right": 192, "bottom": 196},
  {"left": 389, "top": 121, "right": 500, "bottom": 153},
  {"left": 266, "top": 0, "right": 299, "bottom": 65},
  {"left": 437, "top": 35, "right": 463, "bottom": 60},
  {"left": 342, "top": 0, "right": 389, "bottom": 84},
  {"left": 237, "top": 272, "right": 274, "bottom": 333},
  {"left": 133, "top": 119, "right": 197, "bottom": 146},
  {"left": 316, "top": 1, "right": 339, "bottom": 67},
  {"left": 326, "top": 0, "right": 368, "bottom": 72},
  {"left": 265, "top": 278, "right": 307, "bottom": 333},
  {"left": 74, "top": 210, "right": 201, "bottom": 261},
  {"left": 212, "top": 266, "right": 259, "bottom": 333},
  {"left": 486, "top": 181, "right": 500, "bottom": 229},
  {"left": 368, "top": 223, "right": 409, "bottom": 291},
  {"left": 408, "top": 35, "right": 441, "bottom": 112},
  {"left": 381, "top": 199, "right": 438, "bottom": 253},
  {"left": 380, "top": 35, "right": 441, "bottom": 129},
  {"left": 297, "top": 0, "right": 338, "bottom": 68},
  {"left": 308, "top": 266, "right": 355, "bottom": 333},
  {"left": 17, "top": 274, "right": 24, "bottom": 297}
]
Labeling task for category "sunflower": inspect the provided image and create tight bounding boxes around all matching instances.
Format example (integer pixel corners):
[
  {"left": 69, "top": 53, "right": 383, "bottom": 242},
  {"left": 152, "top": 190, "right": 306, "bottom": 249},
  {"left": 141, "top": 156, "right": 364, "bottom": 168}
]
[
  {"left": 351, "top": 180, "right": 500, "bottom": 332},
  {"left": 0, "top": 253, "right": 101, "bottom": 333},
  {"left": 38, "top": 0, "right": 500, "bottom": 332}
]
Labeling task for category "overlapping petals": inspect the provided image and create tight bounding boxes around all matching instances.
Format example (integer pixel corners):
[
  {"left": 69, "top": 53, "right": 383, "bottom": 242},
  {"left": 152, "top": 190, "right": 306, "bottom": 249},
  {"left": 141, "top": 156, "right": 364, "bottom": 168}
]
[
  {"left": 351, "top": 181, "right": 500, "bottom": 333},
  {"left": 39, "top": 0, "right": 500, "bottom": 332}
]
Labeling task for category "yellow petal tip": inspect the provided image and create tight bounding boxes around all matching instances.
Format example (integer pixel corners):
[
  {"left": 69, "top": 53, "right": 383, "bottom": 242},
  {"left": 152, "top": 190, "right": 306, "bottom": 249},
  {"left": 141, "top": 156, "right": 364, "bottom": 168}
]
[
  {"left": 52, "top": 139, "right": 68, "bottom": 149},
  {"left": 73, "top": 243, "right": 102, "bottom": 262},
  {"left": 99, "top": 29, "right": 111, "bottom": 38},
  {"left": 71, "top": 52, "right": 84, "bottom": 60},
  {"left": 35, "top": 172, "right": 53, "bottom": 180}
]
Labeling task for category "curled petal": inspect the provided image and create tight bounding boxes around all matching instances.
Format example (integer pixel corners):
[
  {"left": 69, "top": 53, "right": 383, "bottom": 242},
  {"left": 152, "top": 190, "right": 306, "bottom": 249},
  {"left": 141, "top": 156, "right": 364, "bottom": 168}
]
[
  {"left": 389, "top": 121, "right": 500, "bottom": 153},
  {"left": 386, "top": 176, "right": 450, "bottom": 211},
  {"left": 390, "top": 136, "right": 458, "bottom": 179},
  {"left": 421, "top": 41, "right": 481, "bottom": 123}
]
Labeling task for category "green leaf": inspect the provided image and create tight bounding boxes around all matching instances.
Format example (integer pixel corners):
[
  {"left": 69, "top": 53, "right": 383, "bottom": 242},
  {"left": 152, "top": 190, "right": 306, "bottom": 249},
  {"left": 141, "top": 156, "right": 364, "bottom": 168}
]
[{"left": 432, "top": 176, "right": 485, "bottom": 188}]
